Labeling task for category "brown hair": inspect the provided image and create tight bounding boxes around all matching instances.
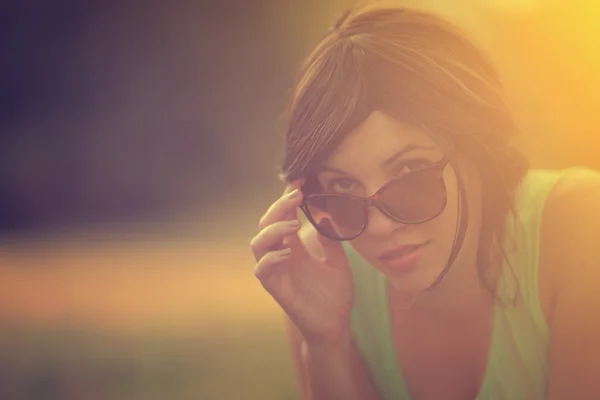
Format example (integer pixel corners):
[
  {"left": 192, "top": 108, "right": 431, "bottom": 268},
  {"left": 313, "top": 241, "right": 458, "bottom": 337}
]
[{"left": 280, "top": 3, "right": 528, "bottom": 299}]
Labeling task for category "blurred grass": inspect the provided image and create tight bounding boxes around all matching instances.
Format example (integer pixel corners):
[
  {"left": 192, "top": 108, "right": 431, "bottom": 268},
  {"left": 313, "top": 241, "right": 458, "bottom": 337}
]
[
  {"left": 0, "top": 199, "right": 300, "bottom": 399},
  {"left": 0, "top": 324, "right": 297, "bottom": 400}
]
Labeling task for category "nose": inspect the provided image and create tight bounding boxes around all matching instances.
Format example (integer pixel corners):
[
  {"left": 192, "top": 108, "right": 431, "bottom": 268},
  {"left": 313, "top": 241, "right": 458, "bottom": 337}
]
[{"left": 364, "top": 205, "right": 407, "bottom": 237}]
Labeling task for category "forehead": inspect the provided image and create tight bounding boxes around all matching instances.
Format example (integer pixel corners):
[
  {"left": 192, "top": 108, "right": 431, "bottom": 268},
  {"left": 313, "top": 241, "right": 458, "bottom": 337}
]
[{"left": 324, "top": 110, "right": 438, "bottom": 170}]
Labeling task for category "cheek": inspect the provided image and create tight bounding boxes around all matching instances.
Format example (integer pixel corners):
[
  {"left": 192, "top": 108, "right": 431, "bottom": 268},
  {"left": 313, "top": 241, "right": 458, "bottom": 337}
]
[
  {"left": 427, "top": 166, "right": 461, "bottom": 246},
  {"left": 430, "top": 161, "right": 481, "bottom": 255},
  {"left": 348, "top": 236, "right": 376, "bottom": 261},
  {"left": 348, "top": 165, "right": 467, "bottom": 261},
  {"left": 442, "top": 163, "right": 459, "bottom": 209}
]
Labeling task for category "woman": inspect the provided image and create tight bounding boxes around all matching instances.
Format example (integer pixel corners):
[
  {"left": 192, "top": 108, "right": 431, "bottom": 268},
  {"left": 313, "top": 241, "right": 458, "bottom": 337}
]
[{"left": 250, "top": 4, "right": 600, "bottom": 399}]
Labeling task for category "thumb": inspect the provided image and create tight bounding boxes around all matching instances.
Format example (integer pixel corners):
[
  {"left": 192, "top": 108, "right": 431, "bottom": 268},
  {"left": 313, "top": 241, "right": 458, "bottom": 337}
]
[{"left": 315, "top": 219, "right": 348, "bottom": 269}]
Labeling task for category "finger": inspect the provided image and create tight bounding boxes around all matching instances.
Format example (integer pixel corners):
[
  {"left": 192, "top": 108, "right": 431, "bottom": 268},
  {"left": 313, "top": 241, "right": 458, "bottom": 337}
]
[
  {"left": 258, "top": 179, "right": 306, "bottom": 230},
  {"left": 280, "top": 177, "right": 311, "bottom": 257},
  {"left": 258, "top": 177, "right": 308, "bottom": 261},
  {"left": 281, "top": 232, "right": 308, "bottom": 262},
  {"left": 282, "top": 178, "right": 307, "bottom": 222},
  {"left": 283, "top": 177, "right": 306, "bottom": 196},
  {"left": 314, "top": 219, "right": 348, "bottom": 269},
  {"left": 250, "top": 219, "right": 302, "bottom": 261},
  {"left": 254, "top": 248, "right": 292, "bottom": 281}
]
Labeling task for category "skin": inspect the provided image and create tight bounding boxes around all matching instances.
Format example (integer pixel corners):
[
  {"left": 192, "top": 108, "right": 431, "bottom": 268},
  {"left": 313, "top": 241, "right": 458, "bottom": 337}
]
[
  {"left": 251, "top": 110, "right": 600, "bottom": 398},
  {"left": 542, "top": 170, "right": 600, "bottom": 399},
  {"left": 314, "top": 110, "right": 485, "bottom": 310},
  {"left": 312, "top": 110, "right": 494, "bottom": 399}
]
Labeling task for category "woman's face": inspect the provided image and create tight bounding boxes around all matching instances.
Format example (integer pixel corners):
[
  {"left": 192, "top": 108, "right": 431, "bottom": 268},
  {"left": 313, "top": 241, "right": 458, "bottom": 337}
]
[{"left": 313, "top": 111, "right": 482, "bottom": 294}]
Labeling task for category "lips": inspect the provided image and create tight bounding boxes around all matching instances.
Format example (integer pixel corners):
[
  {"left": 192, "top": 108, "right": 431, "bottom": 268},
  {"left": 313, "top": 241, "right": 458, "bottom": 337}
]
[
  {"left": 378, "top": 243, "right": 424, "bottom": 260},
  {"left": 377, "top": 242, "right": 427, "bottom": 273}
]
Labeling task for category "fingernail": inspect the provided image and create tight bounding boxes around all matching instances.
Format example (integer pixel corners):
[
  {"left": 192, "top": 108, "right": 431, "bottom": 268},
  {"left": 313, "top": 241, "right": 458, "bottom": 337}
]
[
  {"left": 289, "top": 219, "right": 301, "bottom": 228},
  {"left": 288, "top": 189, "right": 300, "bottom": 199},
  {"left": 280, "top": 248, "right": 292, "bottom": 255}
]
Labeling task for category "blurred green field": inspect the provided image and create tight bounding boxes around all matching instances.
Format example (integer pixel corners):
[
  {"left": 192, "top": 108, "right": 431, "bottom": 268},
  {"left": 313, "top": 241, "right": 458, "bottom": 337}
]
[
  {"left": 0, "top": 324, "right": 297, "bottom": 400},
  {"left": 0, "top": 223, "right": 299, "bottom": 400}
]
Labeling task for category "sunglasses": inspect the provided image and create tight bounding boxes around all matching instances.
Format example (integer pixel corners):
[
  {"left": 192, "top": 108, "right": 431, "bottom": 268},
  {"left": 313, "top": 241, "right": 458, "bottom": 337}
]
[{"left": 300, "top": 157, "right": 449, "bottom": 241}]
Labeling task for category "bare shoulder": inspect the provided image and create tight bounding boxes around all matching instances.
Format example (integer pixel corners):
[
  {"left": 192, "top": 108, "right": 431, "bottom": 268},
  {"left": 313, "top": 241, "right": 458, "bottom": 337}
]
[
  {"left": 539, "top": 167, "right": 600, "bottom": 321},
  {"left": 542, "top": 167, "right": 600, "bottom": 250},
  {"left": 550, "top": 167, "right": 600, "bottom": 196},
  {"left": 539, "top": 168, "right": 600, "bottom": 398}
]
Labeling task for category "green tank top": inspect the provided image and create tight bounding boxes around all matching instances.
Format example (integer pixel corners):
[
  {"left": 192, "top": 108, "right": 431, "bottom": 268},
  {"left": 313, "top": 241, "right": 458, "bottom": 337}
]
[{"left": 344, "top": 169, "right": 572, "bottom": 400}]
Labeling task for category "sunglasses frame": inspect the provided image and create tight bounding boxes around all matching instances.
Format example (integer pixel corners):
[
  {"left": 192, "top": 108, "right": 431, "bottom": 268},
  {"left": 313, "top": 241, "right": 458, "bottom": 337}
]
[{"left": 300, "top": 156, "right": 449, "bottom": 241}]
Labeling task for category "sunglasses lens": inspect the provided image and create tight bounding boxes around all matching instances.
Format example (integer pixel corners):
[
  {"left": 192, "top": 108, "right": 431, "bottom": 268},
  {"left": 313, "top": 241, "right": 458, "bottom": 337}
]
[
  {"left": 304, "top": 196, "right": 365, "bottom": 240},
  {"left": 380, "top": 167, "right": 446, "bottom": 222},
  {"left": 302, "top": 163, "right": 446, "bottom": 239}
]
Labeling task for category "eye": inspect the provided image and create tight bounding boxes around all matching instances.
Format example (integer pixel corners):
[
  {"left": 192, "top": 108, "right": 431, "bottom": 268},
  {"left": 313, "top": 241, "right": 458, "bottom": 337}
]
[
  {"left": 329, "top": 178, "right": 357, "bottom": 194},
  {"left": 408, "top": 159, "right": 432, "bottom": 169},
  {"left": 396, "top": 159, "right": 431, "bottom": 175}
]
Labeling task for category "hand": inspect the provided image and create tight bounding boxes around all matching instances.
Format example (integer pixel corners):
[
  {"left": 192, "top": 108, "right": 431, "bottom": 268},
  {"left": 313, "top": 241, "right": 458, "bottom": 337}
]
[{"left": 250, "top": 180, "right": 355, "bottom": 348}]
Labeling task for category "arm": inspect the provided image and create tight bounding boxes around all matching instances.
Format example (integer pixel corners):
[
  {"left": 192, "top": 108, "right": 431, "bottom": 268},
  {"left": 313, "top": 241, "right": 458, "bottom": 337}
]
[
  {"left": 285, "top": 317, "right": 381, "bottom": 400},
  {"left": 282, "top": 223, "right": 380, "bottom": 399},
  {"left": 542, "top": 169, "right": 600, "bottom": 399}
]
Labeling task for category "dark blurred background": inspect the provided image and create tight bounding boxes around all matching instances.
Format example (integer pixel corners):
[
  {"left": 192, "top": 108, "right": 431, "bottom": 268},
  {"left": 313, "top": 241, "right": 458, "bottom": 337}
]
[
  {"left": 0, "top": 0, "right": 306, "bottom": 234},
  {"left": 0, "top": 0, "right": 599, "bottom": 399}
]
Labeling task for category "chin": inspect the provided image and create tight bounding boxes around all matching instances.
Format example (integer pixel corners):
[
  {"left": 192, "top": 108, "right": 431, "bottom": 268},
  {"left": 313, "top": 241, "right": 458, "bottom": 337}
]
[
  {"left": 377, "top": 251, "right": 448, "bottom": 291},
  {"left": 373, "top": 241, "right": 430, "bottom": 276},
  {"left": 386, "top": 265, "right": 447, "bottom": 296}
]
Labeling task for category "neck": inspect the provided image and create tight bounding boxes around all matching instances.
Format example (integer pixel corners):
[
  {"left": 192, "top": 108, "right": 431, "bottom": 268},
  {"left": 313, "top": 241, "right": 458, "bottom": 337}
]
[{"left": 389, "top": 254, "right": 501, "bottom": 323}]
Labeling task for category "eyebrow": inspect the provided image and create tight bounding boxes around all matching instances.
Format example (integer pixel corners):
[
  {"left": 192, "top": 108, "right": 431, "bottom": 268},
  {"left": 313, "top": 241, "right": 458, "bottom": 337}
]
[
  {"left": 316, "top": 143, "right": 437, "bottom": 176},
  {"left": 314, "top": 165, "right": 351, "bottom": 176},
  {"left": 381, "top": 143, "right": 437, "bottom": 169}
]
